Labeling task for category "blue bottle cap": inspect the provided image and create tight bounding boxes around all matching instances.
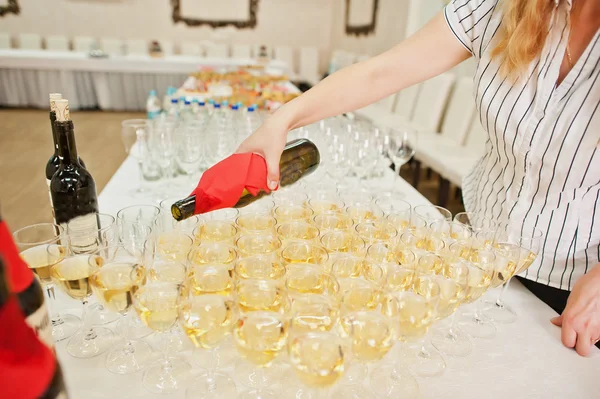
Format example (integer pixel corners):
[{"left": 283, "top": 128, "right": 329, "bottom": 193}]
[
  {"left": 247, "top": 106, "right": 255, "bottom": 112},
  {"left": 199, "top": 101, "right": 206, "bottom": 106},
  {"left": 184, "top": 100, "right": 191, "bottom": 105},
  {"left": 232, "top": 104, "right": 239, "bottom": 111},
  {"left": 214, "top": 103, "right": 221, "bottom": 109},
  {"left": 171, "top": 98, "right": 179, "bottom": 104}
]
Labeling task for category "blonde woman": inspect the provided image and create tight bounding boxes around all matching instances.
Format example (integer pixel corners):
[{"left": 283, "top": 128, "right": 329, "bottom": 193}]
[{"left": 237, "top": 0, "right": 600, "bottom": 355}]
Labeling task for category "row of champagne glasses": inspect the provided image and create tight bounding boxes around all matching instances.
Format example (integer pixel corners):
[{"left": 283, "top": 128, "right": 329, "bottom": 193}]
[{"left": 13, "top": 194, "right": 542, "bottom": 398}]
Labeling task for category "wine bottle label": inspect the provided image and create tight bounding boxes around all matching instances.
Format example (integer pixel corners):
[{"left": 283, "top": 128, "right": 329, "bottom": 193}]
[
  {"left": 26, "top": 301, "right": 54, "bottom": 349},
  {"left": 61, "top": 213, "right": 100, "bottom": 254}
]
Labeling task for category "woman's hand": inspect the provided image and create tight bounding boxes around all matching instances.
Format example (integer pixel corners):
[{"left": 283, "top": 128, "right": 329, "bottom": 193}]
[
  {"left": 236, "top": 117, "right": 288, "bottom": 191},
  {"left": 551, "top": 264, "right": 600, "bottom": 356}
]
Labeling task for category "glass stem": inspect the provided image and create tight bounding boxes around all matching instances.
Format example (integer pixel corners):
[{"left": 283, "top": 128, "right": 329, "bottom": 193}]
[
  {"left": 121, "top": 312, "right": 134, "bottom": 355},
  {"left": 474, "top": 300, "right": 484, "bottom": 323},
  {"left": 161, "top": 332, "right": 172, "bottom": 371},
  {"left": 496, "top": 277, "right": 512, "bottom": 307},
  {"left": 81, "top": 299, "right": 97, "bottom": 340},
  {"left": 45, "top": 284, "right": 61, "bottom": 324},
  {"left": 447, "top": 311, "right": 459, "bottom": 339},
  {"left": 137, "top": 160, "right": 145, "bottom": 191},
  {"left": 419, "top": 329, "right": 431, "bottom": 358}
]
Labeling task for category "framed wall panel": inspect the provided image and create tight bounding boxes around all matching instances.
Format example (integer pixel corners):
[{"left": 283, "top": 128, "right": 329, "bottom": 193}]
[
  {"left": 0, "top": 0, "right": 20, "bottom": 17},
  {"left": 172, "top": 0, "right": 259, "bottom": 29},
  {"left": 345, "top": 0, "right": 379, "bottom": 36}
]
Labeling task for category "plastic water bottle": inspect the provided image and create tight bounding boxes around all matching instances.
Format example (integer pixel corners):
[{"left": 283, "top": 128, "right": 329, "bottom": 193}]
[
  {"left": 146, "top": 90, "right": 161, "bottom": 120},
  {"left": 240, "top": 105, "right": 261, "bottom": 140},
  {"left": 197, "top": 101, "right": 210, "bottom": 124},
  {"left": 230, "top": 104, "right": 242, "bottom": 140},
  {"left": 181, "top": 99, "right": 193, "bottom": 121},
  {"left": 163, "top": 87, "right": 176, "bottom": 113},
  {"left": 167, "top": 98, "right": 179, "bottom": 120}
]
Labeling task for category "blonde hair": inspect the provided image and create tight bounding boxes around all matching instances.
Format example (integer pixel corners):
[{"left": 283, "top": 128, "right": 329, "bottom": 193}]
[{"left": 492, "top": 0, "right": 555, "bottom": 78}]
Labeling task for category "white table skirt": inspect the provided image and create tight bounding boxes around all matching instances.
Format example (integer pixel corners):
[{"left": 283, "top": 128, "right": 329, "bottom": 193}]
[
  {"left": 49, "top": 156, "right": 600, "bottom": 398},
  {"left": 0, "top": 50, "right": 289, "bottom": 111}
]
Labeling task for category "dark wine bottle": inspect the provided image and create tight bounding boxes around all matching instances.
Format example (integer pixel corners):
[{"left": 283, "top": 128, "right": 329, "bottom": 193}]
[
  {"left": 0, "top": 256, "right": 69, "bottom": 399},
  {"left": 171, "top": 138, "right": 320, "bottom": 221},
  {"left": 0, "top": 215, "right": 53, "bottom": 348},
  {"left": 46, "top": 94, "right": 86, "bottom": 217},
  {"left": 50, "top": 99, "right": 99, "bottom": 246}
]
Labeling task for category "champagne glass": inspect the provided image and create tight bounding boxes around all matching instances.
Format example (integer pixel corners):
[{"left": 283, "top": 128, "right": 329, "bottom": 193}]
[
  {"left": 193, "top": 220, "right": 238, "bottom": 245},
  {"left": 159, "top": 197, "right": 200, "bottom": 235},
  {"left": 89, "top": 245, "right": 153, "bottom": 373},
  {"left": 236, "top": 279, "right": 289, "bottom": 313},
  {"left": 312, "top": 212, "right": 354, "bottom": 233},
  {"left": 151, "top": 120, "right": 177, "bottom": 194},
  {"left": 334, "top": 297, "right": 397, "bottom": 399},
  {"left": 188, "top": 242, "right": 238, "bottom": 266},
  {"left": 180, "top": 293, "right": 238, "bottom": 399},
  {"left": 188, "top": 264, "right": 235, "bottom": 297},
  {"left": 355, "top": 221, "right": 398, "bottom": 246},
  {"left": 204, "top": 208, "right": 239, "bottom": 222},
  {"left": 276, "top": 221, "right": 320, "bottom": 247},
  {"left": 274, "top": 204, "right": 315, "bottom": 223},
  {"left": 285, "top": 331, "right": 345, "bottom": 398},
  {"left": 387, "top": 127, "right": 417, "bottom": 179},
  {"left": 65, "top": 213, "right": 115, "bottom": 255},
  {"left": 281, "top": 241, "right": 330, "bottom": 268},
  {"left": 117, "top": 204, "right": 161, "bottom": 230},
  {"left": 413, "top": 205, "right": 452, "bottom": 225},
  {"left": 345, "top": 202, "right": 384, "bottom": 223},
  {"left": 430, "top": 258, "right": 472, "bottom": 356},
  {"left": 483, "top": 226, "right": 543, "bottom": 323},
  {"left": 236, "top": 234, "right": 281, "bottom": 259},
  {"left": 400, "top": 273, "right": 446, "bottom": 377},
  {"left": 235, "top": 213, "right": 277, "bottom": 235},
  {"left": 121, "top": 119, "right": 153, "bottom": 193},
  {"left": 458, "top": 249, "right": 497, "bottom": 338},
  {"left": 175, "top": 120, "right": 204, "bottom": 179},
  {"left": 133, "top": 281, "right": 191, "bottom": 394},
  {"left": 235, "top": 254, "right": 286, "bottom": 281},
  {"left": 285, "top": 265, "right": 341, "bottom": 303},
  {"left": 50, "top": 252, "right": 114, "bottom": 358},
  {"left": 13, "top": 223, "right": 81, "bottom": 342},
  {"left": 381, "top": 201, "right": 412, "bottom": 233},
  {"left": 152, "top": 230, "right": 194, "bottom": 263},
  {"left": 234, "top": 311, "right": 289, "bottom": 398},
  {"left": 307, "top": 192, "right": 345, "bottom": 215},
  {"left": 320, "top": 231, "right": 365, "bottom": 264}
]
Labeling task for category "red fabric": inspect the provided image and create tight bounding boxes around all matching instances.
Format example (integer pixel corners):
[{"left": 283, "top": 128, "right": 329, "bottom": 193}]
[
  {"left": 0, "top": 221, "right": 34, "bottom": 293},
  {"left": 0, "top": 299, "right": 56, "bottom": 399},
  {"left": 190, "top": 153, "right": 271, "bottom": 215}
]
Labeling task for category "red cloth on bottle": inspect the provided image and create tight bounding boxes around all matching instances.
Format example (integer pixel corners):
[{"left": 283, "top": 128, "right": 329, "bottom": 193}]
[
  {"left": 0, "top": 298, "right": 56, "bottom": 399},
  {"left": 0, "top": 220, "right": 34, "bottom": 293},
  {"left": 190, "top": 153, "right": 271, "bottom": 215}
]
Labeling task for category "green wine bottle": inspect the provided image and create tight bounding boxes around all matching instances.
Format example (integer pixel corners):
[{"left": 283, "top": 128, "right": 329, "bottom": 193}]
[{"left": 171, "top": 138, "right": 320, "bottom": 221}]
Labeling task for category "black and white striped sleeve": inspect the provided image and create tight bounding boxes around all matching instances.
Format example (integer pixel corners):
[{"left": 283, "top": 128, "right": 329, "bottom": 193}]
[{"left": 444, "top": 0, "right": 500, "bottom": 57}]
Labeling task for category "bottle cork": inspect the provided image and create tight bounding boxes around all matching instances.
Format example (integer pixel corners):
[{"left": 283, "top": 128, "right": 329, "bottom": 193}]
[
  {"left": 54, "top": 99, "right": 70, "bottom": 122},
  {"left": 49, "top": 93, "right": 62, "bottom": 112}
]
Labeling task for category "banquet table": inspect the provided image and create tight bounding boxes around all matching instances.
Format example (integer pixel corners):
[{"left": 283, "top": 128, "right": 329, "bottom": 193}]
[
  {"left": 0, "top": 50, "right": 289, "bottom": 111},
  {"left": 50, "top": 156, "right": 600, "bottom": 399}
]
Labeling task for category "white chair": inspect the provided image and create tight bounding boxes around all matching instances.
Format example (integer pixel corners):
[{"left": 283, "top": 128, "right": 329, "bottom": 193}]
[
  {"left": 393, "top": 83, "right": 421, "bottom": 120},
  {"left": 410, "top": 72, "right": 456, "bottom": 132},
  {"left": 273, "top": 46, "right": 295, "bottom": 78},
  {"left": 45, "top": 35, "right": 70, "bottom": 51},
  {"left": 299, "top": 47, "right": 320, "bottom": 86},
  {"left": 158, "top": 40, "right": 174, "bottom": 55},
  {"left": 100, "top": 38, "right": 124, "bottom": 55},
  {"left": 232, "top": 44, "right": 252, "bottom": 59},
  {"left": 0, "top": 33, "right": 11, "bottom": 49},
  {"left": 180, "top": 41, "right": 202, "bottom": 56},
  {"left": 126, "top": 39, "right": 147, "bottom": 55},
  {"left": 204, "top": 43, "right": 229, "bottom": 58},
  {"left": 18, "top": 34, "right": 42, "bottom": 50},
  {"left": 73, "top": 36, "right": 95, "bottom": 53},
  {"left": 253, "top": 44, "right": 272, "bottom": 60}
]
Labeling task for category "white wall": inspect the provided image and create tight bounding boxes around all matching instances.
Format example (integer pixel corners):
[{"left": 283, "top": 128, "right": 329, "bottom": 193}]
[{"left": 0, "top": 0, "right": 335, "bottom": 71}]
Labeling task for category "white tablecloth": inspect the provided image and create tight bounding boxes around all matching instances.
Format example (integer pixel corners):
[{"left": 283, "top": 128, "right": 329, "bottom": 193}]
[
  {"left": 0, "top": 50, "right": 289, "bottom": 111},
  {"left": 50, "top": 157, "right": 600, "bottom": 398}
]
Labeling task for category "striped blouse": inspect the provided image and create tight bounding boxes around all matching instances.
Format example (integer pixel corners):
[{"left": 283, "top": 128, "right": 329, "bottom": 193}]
[{"left": 444, "top": 0, "right": 600, "bottom": 290}]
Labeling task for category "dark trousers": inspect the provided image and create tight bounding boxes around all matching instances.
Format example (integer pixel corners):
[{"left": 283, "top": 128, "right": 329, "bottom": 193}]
[{"left": 517, "top": 277, "right": 600, "bottom": 349}]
